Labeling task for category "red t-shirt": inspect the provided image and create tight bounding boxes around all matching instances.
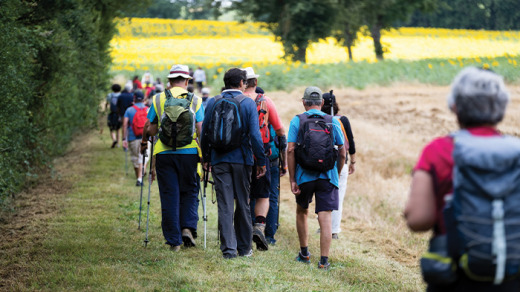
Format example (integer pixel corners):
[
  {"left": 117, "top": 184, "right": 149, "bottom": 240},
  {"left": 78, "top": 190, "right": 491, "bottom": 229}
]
[{"left": 413, "top": 127, "right": 500, "bottom": 235}]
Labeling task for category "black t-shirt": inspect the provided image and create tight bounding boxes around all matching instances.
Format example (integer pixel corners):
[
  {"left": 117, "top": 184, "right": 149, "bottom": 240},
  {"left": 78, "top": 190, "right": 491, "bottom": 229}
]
[{"left": 339, "top": 116, "right": 355, "bottom": 155}]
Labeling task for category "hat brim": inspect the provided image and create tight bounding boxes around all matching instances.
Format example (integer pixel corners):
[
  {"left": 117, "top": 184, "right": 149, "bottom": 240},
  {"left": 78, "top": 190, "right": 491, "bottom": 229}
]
[
  {"left": 246, "top": 74, "right": 260, "bottom": 79},
  {"left": 167, "top": 73, "right": 192, "bottom": 79}
]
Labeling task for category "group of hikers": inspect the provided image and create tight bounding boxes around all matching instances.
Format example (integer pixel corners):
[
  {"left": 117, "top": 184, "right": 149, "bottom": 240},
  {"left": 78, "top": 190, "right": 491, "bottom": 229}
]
[
  {"left": 106, "top": 64, "right": 520, "bottom": 289},
  {"left": 106, "top": 64, "right": 357, "bottom": 270}
]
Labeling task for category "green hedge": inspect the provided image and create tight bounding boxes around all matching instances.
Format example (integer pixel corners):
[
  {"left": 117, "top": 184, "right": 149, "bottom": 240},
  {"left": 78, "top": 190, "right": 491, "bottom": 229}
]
[{"left": 0, "top": 0, "right": 150, "bottom": 205}]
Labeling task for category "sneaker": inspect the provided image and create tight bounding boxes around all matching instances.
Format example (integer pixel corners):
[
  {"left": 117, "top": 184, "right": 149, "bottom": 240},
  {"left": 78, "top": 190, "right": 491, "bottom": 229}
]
[
  {"left": 182, "top": 228, "right": 196, "bottom": 247},
  {"left": 332, "top": 233, "right": 339, "bottom": 240},
  {"left": 136, "top": 180, "right": 142, "bottom": 187},
  {"left": 295, "top": 251, "right": 311, "bottom": 264},
  {"left": 318, "top": 261, "right": 331, "bottom": 270},
  {"left": 111, "top": 141, "right": 118, "bottom": 148},
  {"left": 239, "top": 249, "right": 253, "bottom": 257},
  {"left": 170, "top": 245, "right": 181, "bottom": 252},
  {"left": 252, "top": 223, "right": 268, "bottom": 251}
]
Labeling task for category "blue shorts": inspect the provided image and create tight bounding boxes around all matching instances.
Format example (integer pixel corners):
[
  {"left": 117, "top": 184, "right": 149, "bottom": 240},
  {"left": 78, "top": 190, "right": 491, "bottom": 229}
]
[{"left": 296, "top": 179, "right": 338, "bottom": 213}]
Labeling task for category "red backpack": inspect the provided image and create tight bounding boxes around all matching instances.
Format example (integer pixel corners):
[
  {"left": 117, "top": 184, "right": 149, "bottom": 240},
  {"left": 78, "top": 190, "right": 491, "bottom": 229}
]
[
  {"left": 255, "top": 94, "right": 270, "bottom": 144},
  {"left": 131, "top": 105, "right": 148, "bottom": 137}
]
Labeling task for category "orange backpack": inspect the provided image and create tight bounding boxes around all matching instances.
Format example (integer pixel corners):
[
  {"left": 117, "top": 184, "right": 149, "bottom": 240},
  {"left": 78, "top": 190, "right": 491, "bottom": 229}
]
[{"left": 255, "top": 94, "right": 270, "bottom": 144}]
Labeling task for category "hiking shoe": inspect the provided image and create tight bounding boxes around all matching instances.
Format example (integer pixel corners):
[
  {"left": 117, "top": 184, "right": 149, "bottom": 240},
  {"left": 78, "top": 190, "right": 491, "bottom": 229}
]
[
  {"left": 332, "top": 233, "right": 339, "bottom": 240},
  {"left": 239, "top": 249, "right": 253, "bottom": 257},
  {"left": 252, "top": 223, "right": 268, "bottom": 251},
  {"left": 182, "top": 228, "right": 196, "bottom": 247},
  {"left": 170, "top": 245, "right": 181, "bottom": 252},
  {"left": 223, "top": 253, "right": 237, "bottom": 259},
  {"left": 295, "top": 251, "right": 311, "bottom": 264},
  {"left": 318, "top": 261, "right": 331, "bottom": 270},
  {"left": 136, "top": 180, "right": 142, "bottom": 187},
  {"left": 111, "top": 141, "right": 118, "bottom": 148}
]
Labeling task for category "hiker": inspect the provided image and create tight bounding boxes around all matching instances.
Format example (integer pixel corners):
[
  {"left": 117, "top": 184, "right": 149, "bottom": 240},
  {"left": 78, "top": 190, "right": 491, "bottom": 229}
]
[
  {"left": 200, "top": 68, "right": 267, "bottom": 259},
  {"left": 288, "top": 86, "right": 346, "bottom": 270},
  {"left": 242, "top": 67, "right": 287, "bottom": 249},
  {"left": 141, "top": 64, "right": 204, "bottom": 251},
  {"left": 201, "top": 87, "right": 210, "bottom": 109},
  {"left": 154, "top": 77, "right": 164, "bottom": 93},
  {"left": 193, "top": 66, "right": 206, "bottom": 93},
  {"left": 117, "top": 83, "right": 134, "bottom": 122},
  {"left": 122, "top": 90, "right": 149, "bottom": 187},
  {"left": 321, "top": 91, "right": 356, "bottom": 240},
  {"left": 106, "top": 84, "right": 122, "bottom": 148},
  {"left": 132, "top": 75, "right": 142, "bottom": 91},
  {"left": 404, "top": 67, "right": 520, "bottom": 291}
]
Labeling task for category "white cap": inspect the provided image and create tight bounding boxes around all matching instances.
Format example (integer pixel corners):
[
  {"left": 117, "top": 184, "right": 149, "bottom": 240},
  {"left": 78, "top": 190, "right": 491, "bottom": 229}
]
[
  {"left": 201, "top": 87, "right": 210, "bottom": 94},
  {"left": 167, "top": 64, "right": 192, "bottom": 79},
  {"left": 243, "top": 67, "right": 259, "bottom": 80}
]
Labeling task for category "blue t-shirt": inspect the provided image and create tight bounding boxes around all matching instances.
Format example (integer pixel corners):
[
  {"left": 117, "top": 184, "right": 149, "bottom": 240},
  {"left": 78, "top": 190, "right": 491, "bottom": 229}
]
[
  {"left": 124, "top": 102, "right": 147, "bottom": 141},
  {"left": 147, "top": 95, "right": 204, "bottom": 155},
  {"left": 288, "top": 109, "right": 344, "bottom": 188}
]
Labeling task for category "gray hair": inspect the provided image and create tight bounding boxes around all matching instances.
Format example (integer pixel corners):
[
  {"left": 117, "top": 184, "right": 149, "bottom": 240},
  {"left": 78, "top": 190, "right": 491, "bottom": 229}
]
[
  {"left": 447, "top": 67, "right": 510, "bottom": 127},
  {"left": 304, "top": 99, "right": 323, "bottom": 107}
]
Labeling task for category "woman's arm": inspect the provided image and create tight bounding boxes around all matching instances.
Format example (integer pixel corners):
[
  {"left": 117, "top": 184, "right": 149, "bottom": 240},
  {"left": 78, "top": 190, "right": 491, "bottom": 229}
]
[{"left": 404, "top": 170, "right": 437, "bottom": 232}]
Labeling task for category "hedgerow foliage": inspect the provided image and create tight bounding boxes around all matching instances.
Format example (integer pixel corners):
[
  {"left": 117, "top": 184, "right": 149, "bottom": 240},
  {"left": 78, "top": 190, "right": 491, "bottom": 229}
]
[{"left": 0, "top": 0, "right": 150, "bottom": 204}]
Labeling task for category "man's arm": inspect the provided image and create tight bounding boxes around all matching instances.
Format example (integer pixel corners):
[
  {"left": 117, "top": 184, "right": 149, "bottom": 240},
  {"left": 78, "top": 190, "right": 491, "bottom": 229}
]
[
  {"left": 287, "top": 142, "right": 299, "bottom": 195},
  {"left": 337, "top": 145, "right": 346, "bottom": 176}
]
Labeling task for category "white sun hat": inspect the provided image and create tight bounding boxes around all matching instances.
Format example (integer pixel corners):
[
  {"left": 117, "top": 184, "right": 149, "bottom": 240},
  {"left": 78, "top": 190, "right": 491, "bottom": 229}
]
[
  {"left": 243, "top": 67, "right": 260, "bottom": 80},
  {"left": 167, "top": 64, "right": 192, "bottom": 79}
]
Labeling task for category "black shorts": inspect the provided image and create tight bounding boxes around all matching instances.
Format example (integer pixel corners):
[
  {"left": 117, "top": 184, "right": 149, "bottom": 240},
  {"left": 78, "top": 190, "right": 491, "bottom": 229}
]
[
  {"left": 107, "top": 112, "right": 121, "bottom": 130},
  {"left": 250, "top": 156, "right": 271, "bottom": 199},
  {"left": 296, "top": 179, "right": 338, "bottom": 213}
]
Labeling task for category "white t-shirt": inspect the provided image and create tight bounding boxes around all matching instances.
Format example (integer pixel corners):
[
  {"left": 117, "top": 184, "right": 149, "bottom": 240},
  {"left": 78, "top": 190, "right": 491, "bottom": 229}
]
[{"left": 193, "top": 69, "right": 206, "bottom": 82}]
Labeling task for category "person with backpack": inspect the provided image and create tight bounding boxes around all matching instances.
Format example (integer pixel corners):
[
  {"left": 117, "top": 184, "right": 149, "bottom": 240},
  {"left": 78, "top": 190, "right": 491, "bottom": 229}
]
[
  {"left": 321, "top": 91, "right": 356, "bottom": 240},
  {"left": 106, "top": 84, "right": 122, "bottom": 148},
  {"left": 242, "top": 67, "right": 287, "bottom": 250},
  {"left": 288, "top": 86, "right": 346, "bottom": 270},
  {"left": 117, "top": 83, "right": 135, "bottom": 123},
  {"left": 404, "top": 67, "right": 520, "bottom": 291},
  {"left": 140, "top": 64, "right": 204, "bottom": 251},
  {"left": 122, "top": 90, "right": 149, "bottom": 187},
  {"left": 200, "top": 68, "right": 267, "bottom": 259}
]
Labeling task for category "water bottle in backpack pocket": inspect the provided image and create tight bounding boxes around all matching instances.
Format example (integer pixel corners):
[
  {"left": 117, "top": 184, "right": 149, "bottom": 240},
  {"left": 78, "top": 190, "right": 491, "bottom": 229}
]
[
  {"left": 295, "top": 113, "right": 338, "bottom": 172},
  {"left": 420, "top": 234, "right": 458, "bottom": 285},
  {"left": 444, "top": 130, "right": 520, "bottom": 285}
]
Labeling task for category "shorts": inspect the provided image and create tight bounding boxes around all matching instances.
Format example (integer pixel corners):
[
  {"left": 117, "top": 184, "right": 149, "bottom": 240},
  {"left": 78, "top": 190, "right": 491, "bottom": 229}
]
[
  {"left": 296, "top": 179, "right": 338, "bottom": 214},
  {"left": 250, "top": 156, "right": 271, "bottom": 199},
  {"left": 129, "top": 140, "right": 149, "bottom": 168},
  {"left": 107, "top": 112, "right": 121, "bottom": 130}
]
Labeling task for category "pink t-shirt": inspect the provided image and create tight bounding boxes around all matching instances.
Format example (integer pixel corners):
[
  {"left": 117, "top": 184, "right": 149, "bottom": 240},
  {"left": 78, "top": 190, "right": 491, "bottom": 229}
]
[{"left": 413, "top": 127, "right": 500, "bottom": 235}]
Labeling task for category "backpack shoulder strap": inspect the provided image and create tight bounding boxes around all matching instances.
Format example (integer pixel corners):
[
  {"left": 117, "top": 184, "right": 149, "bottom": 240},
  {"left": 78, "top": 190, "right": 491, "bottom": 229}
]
[
  {"left": 155, "top": 93, "right": 162, "bottom": 119},
  {"left": 255, "top": 93, "right": 265, "bottom": 102},
  {"left": 234, "top": 94, "right": 247, "bottom": 104}
]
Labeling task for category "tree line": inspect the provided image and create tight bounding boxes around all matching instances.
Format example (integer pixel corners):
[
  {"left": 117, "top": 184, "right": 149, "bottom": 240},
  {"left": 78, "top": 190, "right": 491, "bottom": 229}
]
[
  {"left": 0, "top": 0, "right": 151, "bottom": 203},
  {"left": 134, "top": 0, "right": 520, "bottom": 63}
]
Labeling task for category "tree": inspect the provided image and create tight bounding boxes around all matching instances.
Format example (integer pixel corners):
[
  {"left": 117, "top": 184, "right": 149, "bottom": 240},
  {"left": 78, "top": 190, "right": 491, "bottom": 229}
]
[
  {"left": 332, "top": 0, "right": 364, "bottom": 61},
  {"left": 361, "top": 0, "right": 438, "bottom": 60},
  {"left": 232, "top": 0, "right": 337, "bottom": 63},
  {"left": 132, "top": 0, "right": 221, "bottom": 20}
]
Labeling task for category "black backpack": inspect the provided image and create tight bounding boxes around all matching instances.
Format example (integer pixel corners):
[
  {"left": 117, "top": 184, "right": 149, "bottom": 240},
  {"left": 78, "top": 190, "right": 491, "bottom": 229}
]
[
  {"left": 206, "top": 94, "right": 246, "bottom": 153},
  {"left": 295, "top": 113, "right": 338, "bottom": 172}
]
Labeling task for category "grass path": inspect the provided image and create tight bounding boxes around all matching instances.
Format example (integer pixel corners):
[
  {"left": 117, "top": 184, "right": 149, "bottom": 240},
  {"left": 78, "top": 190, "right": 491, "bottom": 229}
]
[{"left": 1, "top": 97, "right": 428, "bottom": 291}]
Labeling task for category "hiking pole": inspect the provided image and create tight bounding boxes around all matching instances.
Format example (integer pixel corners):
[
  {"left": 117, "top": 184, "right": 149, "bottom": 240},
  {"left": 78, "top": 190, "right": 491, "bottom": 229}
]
[
  {"left": 277, "top": 140, "right": 282, "bottom": 229},
  {"left": 144, "top": 137, "right": 154, "bottom": 247},
  {"left": 329, "top": 90, "right": 334, "bottom": 116},
  {"left": 138, "top": 148, "right": 147, "bottom": 230},
  {"left": 124, "top": 148, "right": 128, "bottom": 176},
  {"left": 202, "top": 168, "right": 209, "bottom": 249}
]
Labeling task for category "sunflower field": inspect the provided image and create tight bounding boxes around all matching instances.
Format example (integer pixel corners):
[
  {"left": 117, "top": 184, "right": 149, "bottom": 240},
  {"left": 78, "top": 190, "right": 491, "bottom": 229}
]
[{"left": 110, "top": 18, "right": 520, "bottom": 90}]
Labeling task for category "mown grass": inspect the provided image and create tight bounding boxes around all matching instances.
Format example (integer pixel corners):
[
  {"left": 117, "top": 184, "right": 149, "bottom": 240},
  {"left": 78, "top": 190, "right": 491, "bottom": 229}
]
[
  {"left": 110, "top": 55, "right": 520, "bottom": 94},
  {"left": 6, "top": 125, "right": 423, "bottom": 291}
]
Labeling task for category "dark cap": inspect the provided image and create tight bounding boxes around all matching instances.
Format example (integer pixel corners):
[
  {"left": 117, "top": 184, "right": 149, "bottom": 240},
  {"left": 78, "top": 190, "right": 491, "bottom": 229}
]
[
  {"left": 302, "top": 86, "right": 322, "bottom": 100},
  {"left": 323, "top": 91, "right": 335, "bottom": 107},
  {"left": 133, "top": 90, "right": 145, "bottom": 101}
]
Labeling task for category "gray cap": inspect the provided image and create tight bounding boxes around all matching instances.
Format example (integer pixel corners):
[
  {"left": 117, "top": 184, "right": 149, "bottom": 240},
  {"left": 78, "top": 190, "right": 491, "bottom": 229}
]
[{"left": 302, "top": 86, "right": 323, "bottom": 100}]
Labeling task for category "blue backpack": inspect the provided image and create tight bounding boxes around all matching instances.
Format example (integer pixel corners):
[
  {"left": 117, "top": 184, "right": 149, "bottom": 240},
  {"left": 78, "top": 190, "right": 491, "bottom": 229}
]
[
  {"left": 206, "top": 94, "right": 245, "bottom": 153},
  {"left": 444, "top": 129, "right": 520, "bottom": 284}
]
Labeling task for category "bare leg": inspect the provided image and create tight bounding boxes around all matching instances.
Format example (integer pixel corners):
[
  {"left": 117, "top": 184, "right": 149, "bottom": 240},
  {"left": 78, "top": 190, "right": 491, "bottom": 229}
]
[
  {"left": 317, "top": 211, "right": 332, "bottom": 257},
  {"left": 296, "top": 204, "right": 309, "bottom": 248},
  {"left": 254, "top": 198, "right": 269, "bottom": 217}
]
